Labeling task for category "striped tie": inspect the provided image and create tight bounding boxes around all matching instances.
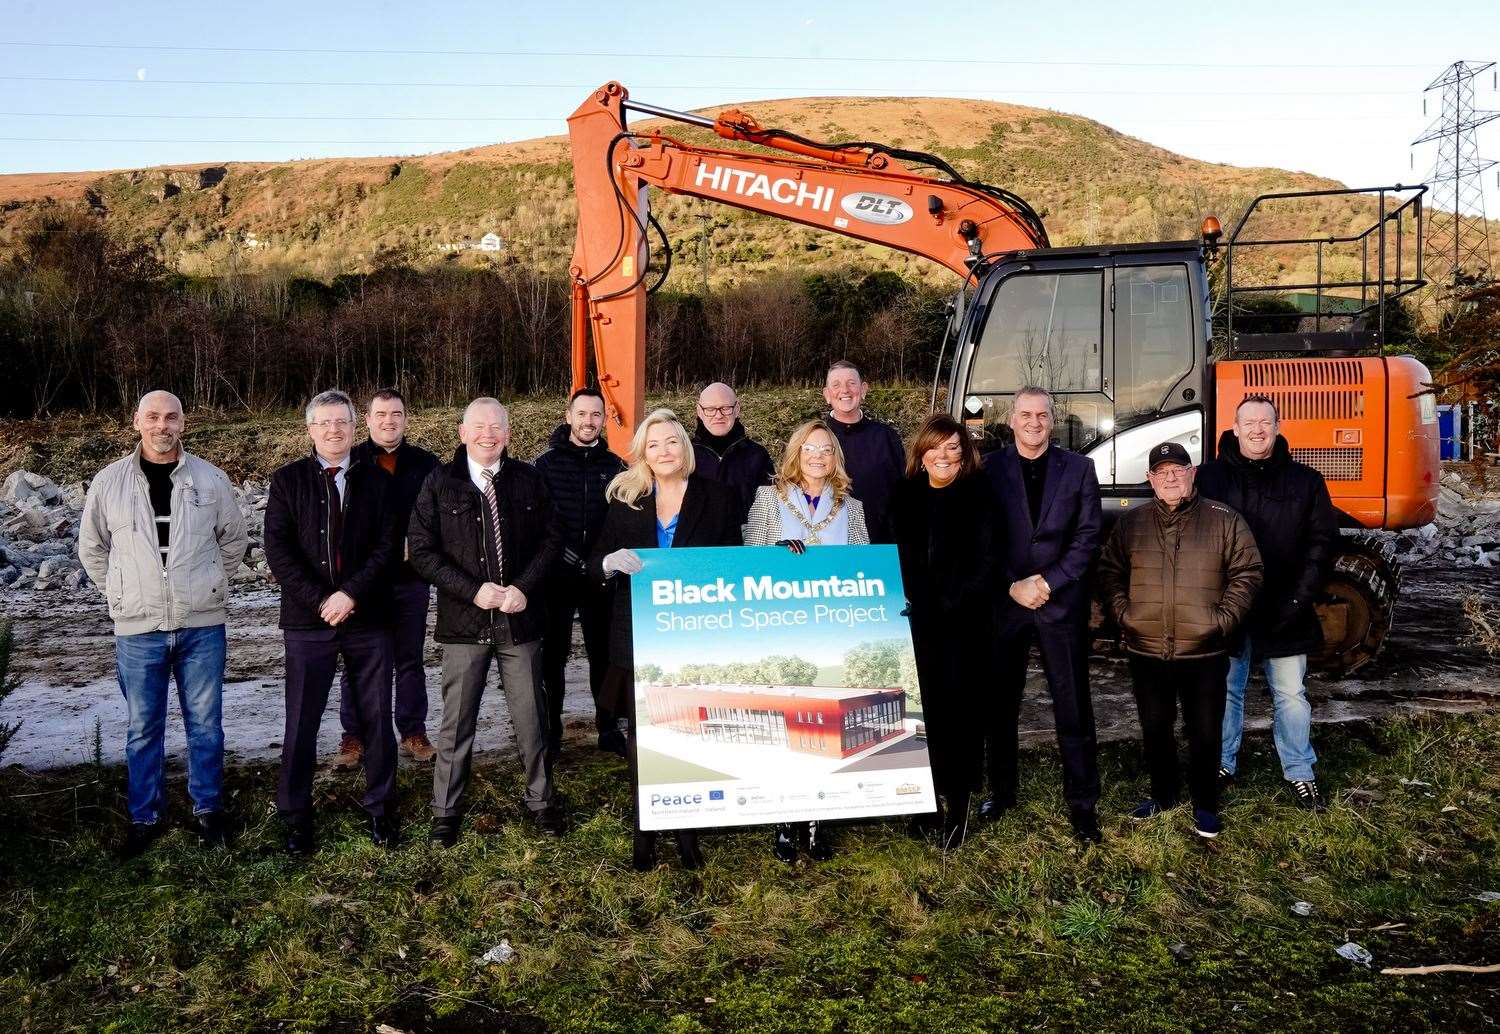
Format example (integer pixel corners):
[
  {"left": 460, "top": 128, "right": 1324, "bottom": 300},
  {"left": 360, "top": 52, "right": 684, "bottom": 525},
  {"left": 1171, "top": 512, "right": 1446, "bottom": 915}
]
[{"left": 481, "top": 467, "right": 504, "bottom": 580}]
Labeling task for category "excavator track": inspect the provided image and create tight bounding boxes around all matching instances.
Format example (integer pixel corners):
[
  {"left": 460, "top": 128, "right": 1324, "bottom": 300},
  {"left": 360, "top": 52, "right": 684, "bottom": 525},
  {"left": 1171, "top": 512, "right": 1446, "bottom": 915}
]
[{"left": 1311, "top": 531, "right": 1400, "bottom": 676}]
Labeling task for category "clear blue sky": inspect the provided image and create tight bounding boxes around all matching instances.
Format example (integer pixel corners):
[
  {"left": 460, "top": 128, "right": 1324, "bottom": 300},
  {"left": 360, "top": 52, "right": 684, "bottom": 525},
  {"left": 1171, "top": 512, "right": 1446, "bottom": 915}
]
[{"left": 1, "top": 0, "right": 1496, "bottom": 202}]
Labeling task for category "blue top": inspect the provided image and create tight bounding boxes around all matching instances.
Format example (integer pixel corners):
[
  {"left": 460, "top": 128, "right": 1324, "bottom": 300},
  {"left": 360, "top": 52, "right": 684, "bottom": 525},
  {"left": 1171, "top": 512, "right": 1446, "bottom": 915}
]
[{"left": 656, "top": 513, "right": 679, "bottom": 548}]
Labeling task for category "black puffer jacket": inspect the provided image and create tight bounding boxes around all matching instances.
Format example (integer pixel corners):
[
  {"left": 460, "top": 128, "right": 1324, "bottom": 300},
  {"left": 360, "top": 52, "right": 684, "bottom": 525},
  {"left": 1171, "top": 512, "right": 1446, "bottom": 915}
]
[
  {"left": 691, "top": 420, "right": 775, "bottom": 527},
  {"left": 825, "top": 413, "right": 906, "bottom": 544},
  {"left": 264, "top": 454, "right": 398, "bottom": 631},
  {"left": 533, "top": 423, "right": 625, "bottom": 572},
  {"left": 351, "top": 438, "right": 439, "bottom": 583},
  {"left": 407, "top": 448, "right": 560, "bottom": 645},
  {"left": 1196, "top": 430, "right": 1337, "bottom": 658}
]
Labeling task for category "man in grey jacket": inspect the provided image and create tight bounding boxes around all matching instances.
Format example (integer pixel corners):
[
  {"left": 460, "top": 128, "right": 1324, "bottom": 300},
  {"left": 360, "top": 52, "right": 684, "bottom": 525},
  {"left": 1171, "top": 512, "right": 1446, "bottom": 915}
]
[{"left": 79, "top": 390, "right": 248, "bottom": 858}]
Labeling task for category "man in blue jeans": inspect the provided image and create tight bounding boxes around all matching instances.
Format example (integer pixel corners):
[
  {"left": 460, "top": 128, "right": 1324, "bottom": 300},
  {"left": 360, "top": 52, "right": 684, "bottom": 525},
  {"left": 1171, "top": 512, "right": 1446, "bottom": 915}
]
[
  {"left": 1197, "top": 395, "right": 1337, "bottom": 811},
  {"left": 79, "top": 390, "right": 249, "bottom": 857}
]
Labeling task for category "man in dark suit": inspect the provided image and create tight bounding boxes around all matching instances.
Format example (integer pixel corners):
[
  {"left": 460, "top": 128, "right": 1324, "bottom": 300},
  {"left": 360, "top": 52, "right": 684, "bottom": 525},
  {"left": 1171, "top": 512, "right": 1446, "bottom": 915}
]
[
  {"left": 332, "top": 388, "right": 440, "bottom": 770},
  {"left": 408, "top": 397, "right": 563, "bottom": 847},
  {"left": 264, "top": 389, "right": 400, "bottom": 855},
  {"left": 981, "top": 386, "right": 1104, "bottom": 842}
]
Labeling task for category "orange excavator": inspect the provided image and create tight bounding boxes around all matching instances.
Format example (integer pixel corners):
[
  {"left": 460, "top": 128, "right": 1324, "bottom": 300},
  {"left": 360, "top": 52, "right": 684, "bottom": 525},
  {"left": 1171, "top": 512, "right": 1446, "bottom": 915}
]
[{"left": 567, "top": 81, "right": 1439, "bottom": 672}]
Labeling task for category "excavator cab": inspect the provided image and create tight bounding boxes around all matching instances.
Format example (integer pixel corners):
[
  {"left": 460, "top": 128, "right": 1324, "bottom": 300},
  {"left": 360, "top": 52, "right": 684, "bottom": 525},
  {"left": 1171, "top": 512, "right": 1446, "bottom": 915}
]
[{"left": 947, "top": 240, "right": 1211, "bottom": 518}]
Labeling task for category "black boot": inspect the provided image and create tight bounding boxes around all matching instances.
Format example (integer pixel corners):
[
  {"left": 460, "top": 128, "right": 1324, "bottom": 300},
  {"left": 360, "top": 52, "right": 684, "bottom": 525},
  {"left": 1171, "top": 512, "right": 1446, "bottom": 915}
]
[
  {"left": 674, "top": 830, "right": 705, "bottom": 870},
  {"left": 632, "top": 831, "right": 657, "bottom": 872},
  {"left": 772, "top": 823, "right": 799, "bottom": 863},
  {"left": 807, "top": 821, "right": 834, "bottom": 862}
]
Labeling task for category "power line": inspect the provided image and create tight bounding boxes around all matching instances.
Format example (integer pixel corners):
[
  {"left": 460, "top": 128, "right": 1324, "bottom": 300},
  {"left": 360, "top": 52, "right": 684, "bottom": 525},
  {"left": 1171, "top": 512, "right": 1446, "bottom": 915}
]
[
  {"left": 0, "top": 38, "right": 1435, "bottom": 69},
  {"left": 0, "top": 74, "right": 1413, "bottom": 96},
  {"left": 0, "top": 137, "right": 497, "bottom": 145},
  {"left": 0, "top": 111, "right": 557, "bottom": 122}
]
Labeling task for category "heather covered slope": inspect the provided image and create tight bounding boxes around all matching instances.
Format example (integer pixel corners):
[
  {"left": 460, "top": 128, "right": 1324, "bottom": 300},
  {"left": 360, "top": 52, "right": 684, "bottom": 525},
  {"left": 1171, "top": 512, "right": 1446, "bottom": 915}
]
[{"left": 0, "top": 95, "right": 1374, "bottom": 285}]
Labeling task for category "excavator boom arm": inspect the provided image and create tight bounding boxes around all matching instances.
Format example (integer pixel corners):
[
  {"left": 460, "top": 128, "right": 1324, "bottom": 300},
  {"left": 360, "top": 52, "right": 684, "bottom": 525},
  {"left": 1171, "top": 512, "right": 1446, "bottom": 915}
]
[{"left": 567, "top": 81, "right": 1046, "bottom": 453}]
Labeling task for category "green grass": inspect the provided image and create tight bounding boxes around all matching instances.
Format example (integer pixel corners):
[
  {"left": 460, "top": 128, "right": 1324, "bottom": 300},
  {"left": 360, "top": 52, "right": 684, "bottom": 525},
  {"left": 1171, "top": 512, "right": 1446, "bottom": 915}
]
[{"left": 1, "top": 713, "right": 1497, "bottom": 1031}]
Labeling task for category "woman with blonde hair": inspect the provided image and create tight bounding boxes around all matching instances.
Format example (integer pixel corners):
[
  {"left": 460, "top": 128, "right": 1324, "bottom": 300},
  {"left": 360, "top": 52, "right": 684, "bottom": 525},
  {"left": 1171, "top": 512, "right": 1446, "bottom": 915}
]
[
  {"left": 744, "top": 419, "right": 870, "bottom": 554},
  {"left": 589, "top": 408, "right": 741, "bottom": 872},
  {"left": 743, "top": 419, "right": 869, "bottom": 864}
]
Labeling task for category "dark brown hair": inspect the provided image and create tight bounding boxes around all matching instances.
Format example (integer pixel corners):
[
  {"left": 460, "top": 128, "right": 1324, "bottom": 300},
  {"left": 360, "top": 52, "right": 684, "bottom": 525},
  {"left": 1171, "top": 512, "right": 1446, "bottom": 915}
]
[{"left": 905, "top": 413, "right": 981, "bottom": 479}]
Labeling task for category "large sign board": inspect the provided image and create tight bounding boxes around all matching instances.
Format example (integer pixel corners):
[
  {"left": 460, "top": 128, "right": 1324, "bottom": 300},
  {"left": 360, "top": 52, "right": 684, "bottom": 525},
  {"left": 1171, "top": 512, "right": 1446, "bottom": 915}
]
[{"left": 629, "top": 544, "right": 936, "bottom": 831}]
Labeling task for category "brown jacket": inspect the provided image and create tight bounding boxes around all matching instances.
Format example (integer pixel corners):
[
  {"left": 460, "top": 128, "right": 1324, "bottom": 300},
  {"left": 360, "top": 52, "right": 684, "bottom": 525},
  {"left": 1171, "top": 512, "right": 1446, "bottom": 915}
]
[{"left": 1098, "top": 492, "right": 1263, "bottom": 660}]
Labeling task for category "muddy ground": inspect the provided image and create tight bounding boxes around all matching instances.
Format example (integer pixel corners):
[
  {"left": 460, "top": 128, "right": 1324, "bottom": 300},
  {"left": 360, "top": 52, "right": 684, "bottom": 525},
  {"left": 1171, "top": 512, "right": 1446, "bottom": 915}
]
[{"left": 4, "top": 564, "right": 1498, "bottom": 775}]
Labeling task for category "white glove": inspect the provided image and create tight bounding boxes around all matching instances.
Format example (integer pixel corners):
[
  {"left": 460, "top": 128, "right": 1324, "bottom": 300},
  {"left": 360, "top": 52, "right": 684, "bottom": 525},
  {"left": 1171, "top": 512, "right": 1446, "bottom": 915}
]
[{"left": 601, "top": 548, "right": 644, "bottom": 576}]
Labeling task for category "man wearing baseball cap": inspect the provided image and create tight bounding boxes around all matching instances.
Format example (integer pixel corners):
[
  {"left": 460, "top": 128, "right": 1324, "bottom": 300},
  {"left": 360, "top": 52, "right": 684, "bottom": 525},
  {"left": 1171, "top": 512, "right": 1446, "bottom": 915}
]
[{"left": 1097, "top": 440, "right": 1263, "bottom": 838}]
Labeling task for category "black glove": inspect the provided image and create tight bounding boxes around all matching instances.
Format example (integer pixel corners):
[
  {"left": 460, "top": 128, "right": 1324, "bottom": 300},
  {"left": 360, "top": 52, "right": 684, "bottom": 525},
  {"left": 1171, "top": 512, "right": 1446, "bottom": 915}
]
[{"left": 774, "top": 539, "right": 808, "bottom": 555}]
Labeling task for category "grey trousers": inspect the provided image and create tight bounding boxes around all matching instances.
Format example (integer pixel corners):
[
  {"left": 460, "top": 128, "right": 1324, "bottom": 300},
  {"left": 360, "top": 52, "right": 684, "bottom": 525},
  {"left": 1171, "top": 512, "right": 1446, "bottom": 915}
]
[{"left": 432, "top": 634, "right": 552, "bottom": 818}]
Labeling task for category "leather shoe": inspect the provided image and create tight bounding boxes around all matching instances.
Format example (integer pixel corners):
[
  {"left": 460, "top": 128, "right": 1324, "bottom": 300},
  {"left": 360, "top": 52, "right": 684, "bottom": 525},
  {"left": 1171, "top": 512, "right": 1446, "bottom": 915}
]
[
  {"left": 284, "top": 819, "right": 316, "bottom": 857},
  {"left": 399, "top": 733, "right": 437, "bottom": 762},
  {"left": 1069, "top": 806, "right": 1103, "bottom": 844},
  {"left": 368, "top": 815, "right": 398, "bottom": 849},
  {"left": 807, "top": 821, "right": 835, "bottom": 862},
  {"left": 597, "top": 729, "right": 629, "bottom": 758},
  {"left": 529, "top": 805, "right": 565, "bottom": 838},
  {"left": 632, "top": 831, "right": 657, "bottom": 872},
  {"left": 429, "top": 816, "right": 460, "bottom": 849},
  {"left": 119, "top": 821, "right": 164, "bottom": 860},
  {"left": 771, "top": 824, "right": 799, "bottom": 864},
  {"left": 978, "top": 797, "right": 1015, "bottom": 823},
  {"left": 195, "top": 810, "right": 230, "bottom": 849},
  {"left": 674, "top": 830, "right": 705, "bottom": 870}
]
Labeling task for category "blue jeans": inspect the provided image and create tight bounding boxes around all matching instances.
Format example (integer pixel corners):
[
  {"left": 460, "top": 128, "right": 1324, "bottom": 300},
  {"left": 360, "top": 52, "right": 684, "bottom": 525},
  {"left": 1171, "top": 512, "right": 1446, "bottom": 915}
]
[
  {"left": 115, "top": 624, "right": 227, "bottom": 824},
  {"left": 1220, "top": 638, "right": 1316, "bottom": 782}
]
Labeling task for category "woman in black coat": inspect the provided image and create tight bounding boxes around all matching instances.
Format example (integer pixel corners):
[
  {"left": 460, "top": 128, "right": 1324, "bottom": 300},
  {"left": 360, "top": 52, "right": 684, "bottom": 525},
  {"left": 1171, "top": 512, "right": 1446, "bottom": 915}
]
[
  {"left": 589, "top": 408, "right": 741, "bottom": 871},
  {"left": 890, "top": 414, "right": 999, "bottom": 849}
]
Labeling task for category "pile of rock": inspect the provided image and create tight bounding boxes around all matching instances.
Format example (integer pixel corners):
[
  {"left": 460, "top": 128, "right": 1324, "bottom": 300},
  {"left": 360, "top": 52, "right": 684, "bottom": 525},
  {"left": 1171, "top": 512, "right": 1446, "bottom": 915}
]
[
  {"left": 1392, "top": 471, "right": 1500, "bottom": 569},
  {"left": 1, "top": 471, "right": 89, "bottom": 590},
  {"left": 234, "top": 481, "right": 272, "bottom": 584},
  {"left": 0, "top": 469, "right": 275, "bottom": 591}
]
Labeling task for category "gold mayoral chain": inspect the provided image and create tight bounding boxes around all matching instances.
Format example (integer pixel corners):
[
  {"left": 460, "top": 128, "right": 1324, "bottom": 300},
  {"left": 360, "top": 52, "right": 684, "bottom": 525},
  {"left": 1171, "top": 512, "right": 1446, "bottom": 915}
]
[{"left": 775, "top": 484, "right": 843, "bottom": 545}]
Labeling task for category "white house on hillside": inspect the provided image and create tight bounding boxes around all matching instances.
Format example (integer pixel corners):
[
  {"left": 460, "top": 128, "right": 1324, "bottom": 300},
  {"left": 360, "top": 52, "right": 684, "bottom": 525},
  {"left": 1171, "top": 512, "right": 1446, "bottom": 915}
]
[{"left": 478, "top": 232, "right": 504, "bottom": 252}]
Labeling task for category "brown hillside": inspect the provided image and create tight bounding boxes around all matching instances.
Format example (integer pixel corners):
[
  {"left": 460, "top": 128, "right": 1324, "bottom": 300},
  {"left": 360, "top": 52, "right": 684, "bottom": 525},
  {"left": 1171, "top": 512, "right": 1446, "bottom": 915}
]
[{"left": 0, "top": 95, "right": 1444, "bottom": 290}]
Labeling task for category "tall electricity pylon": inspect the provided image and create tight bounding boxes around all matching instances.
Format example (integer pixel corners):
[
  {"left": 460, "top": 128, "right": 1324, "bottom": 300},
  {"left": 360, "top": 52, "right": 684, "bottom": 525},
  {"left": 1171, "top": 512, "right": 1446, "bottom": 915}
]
[{"left": 1413, "top": 61, "right": 1499, "bottom": 318}]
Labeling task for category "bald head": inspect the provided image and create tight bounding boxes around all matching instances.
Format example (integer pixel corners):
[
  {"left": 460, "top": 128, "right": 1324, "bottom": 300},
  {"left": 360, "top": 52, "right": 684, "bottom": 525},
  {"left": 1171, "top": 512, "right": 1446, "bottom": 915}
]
[
  {"left": 136, "top": 390, "right": 183, "bottom": 419},
  {"left": 133, "top": 390, "right": 185, "bottom": 463},
  {"left": 696, "top": 381, "right": 740, "bottom": 437}
]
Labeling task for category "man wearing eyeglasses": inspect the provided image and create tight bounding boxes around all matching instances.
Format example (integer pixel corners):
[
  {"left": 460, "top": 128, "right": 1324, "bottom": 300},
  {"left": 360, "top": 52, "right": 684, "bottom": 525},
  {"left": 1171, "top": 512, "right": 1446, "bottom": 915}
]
[
  {"left": 1097, "top": 441, "right": 1263, "bottom": 840},
  {"left": 690, "top": 381, "right": 775, "bottom": 527},
  {"left": 264, "top": 389, "right": 401, "bottom": 855}
]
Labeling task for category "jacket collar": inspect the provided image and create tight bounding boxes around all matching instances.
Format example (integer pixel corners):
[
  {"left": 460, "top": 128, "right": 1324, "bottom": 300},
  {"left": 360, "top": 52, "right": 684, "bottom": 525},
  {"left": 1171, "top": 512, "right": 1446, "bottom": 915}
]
[
  {"left": 1001, "top": 444, "right": 1065, "bottom": 533},
  {"left": 129, "top": 442, "right": 191, "bottom": 480},
  {"left": 1153, "top": 489, "right": 1200, "bottom": 522},
  {"left": 693, "top": 419, "right": 748, "bottom": 456},
  {"left": 446, "top": 444, "right": 507, "bottom": 483},
  {"left": 672, "top": 477, "right": 710, "bottom": 545},
  {"left": 546, "top": 421, "right": 608, "bottom": 456}
]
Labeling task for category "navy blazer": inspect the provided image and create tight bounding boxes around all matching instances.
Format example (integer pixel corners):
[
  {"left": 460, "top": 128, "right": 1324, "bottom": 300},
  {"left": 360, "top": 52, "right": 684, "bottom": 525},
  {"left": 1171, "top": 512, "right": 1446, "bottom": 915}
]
[{"left": 982, "top": 445, "right": 1103, "bottom": 626}]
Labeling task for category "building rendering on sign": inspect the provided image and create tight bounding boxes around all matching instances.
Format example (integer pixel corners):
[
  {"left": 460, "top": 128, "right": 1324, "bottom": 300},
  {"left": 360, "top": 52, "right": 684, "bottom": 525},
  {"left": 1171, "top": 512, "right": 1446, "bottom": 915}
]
[{"left": 641, "top": 683, "right": 907, "bottom": 758}]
